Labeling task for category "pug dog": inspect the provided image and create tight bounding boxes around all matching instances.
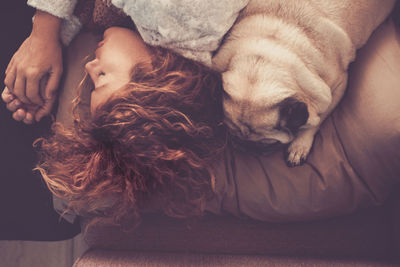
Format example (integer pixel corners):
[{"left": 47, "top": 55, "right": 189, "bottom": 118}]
[{"left": 212, "top": 0, "right": 396, "bottom": 166}]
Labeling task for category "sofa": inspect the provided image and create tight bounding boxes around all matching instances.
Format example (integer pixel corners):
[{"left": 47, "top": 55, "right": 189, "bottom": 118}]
[
  {"left": 53, "top": 15, "right": 400, "bottom": 266},
  {"left": 71, "top": 196, "right": 400, "bottom": 266}
]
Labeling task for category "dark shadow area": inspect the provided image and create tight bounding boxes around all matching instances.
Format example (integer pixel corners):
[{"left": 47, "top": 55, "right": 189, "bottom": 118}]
[{"left": 0, "top": 0, "right": 80, "bottom": 241}]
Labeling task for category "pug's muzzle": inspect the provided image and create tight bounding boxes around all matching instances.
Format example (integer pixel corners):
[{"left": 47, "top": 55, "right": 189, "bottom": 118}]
[{"left": 229, "top": 97, "right": 309, "bottom": 156}]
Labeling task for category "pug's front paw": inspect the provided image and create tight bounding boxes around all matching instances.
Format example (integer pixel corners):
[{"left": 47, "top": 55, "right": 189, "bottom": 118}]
[{"left": 285, "top": 131, "right": 315, "bottom": 167}]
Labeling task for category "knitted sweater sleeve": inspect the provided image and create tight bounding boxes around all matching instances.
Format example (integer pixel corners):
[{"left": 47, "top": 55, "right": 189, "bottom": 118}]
[{"left": 27, "top": 0, "right": 82, "bottom": 45}]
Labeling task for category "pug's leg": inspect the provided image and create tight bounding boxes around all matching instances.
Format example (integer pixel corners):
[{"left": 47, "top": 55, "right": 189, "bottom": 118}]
[
  {"left": 286, "top": 74, "right": 348, "bottom": 167},
  {"left": 286, "top": 127, "right": 319, "bottom": 166}
]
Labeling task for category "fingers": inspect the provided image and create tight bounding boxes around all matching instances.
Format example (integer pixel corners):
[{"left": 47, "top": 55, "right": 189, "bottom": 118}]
[
  {"left": 5, "top": 57, "right": 14, "bottom": 75},
  {"left": 13, "top": 68, "right": 48, "bottom": 106},
  {"left": 3, "top": 86, "right": 32, "bottom": 123},
  {"left": 3, "top": 69, "right": 59, "bottom": 123},
  {"left": 35, "top": 95, "right": 56, "bottom": 122},
  {"left": 36, "top": 76, "right": 58, "bottom": 122},
  {"left": 34, "top": 70, "right": 61, "bottom": 122},
  {"left": 4, "top": 64, "right": 16, "bottom": 91},
  {"left": 8, "top": 104, "right": 36, "bottom": 124},
  {"left": 26, "top": 73, "right": 44, "bottom": 106},
  {"left": 11, "top": 108, "right": 34, "bottom": 124},
  {"left": 23, "top": 111, "right": 35, "bottom": 124},
  {"left": 12, "top": 108, "right": 27, "bottom": 122},
  {"left": 44, "top": 68, "right": 62, "bottom": 99},
  {"left": 1, "top": 87, "right": 15, "bottom": 103},
  {"left": 5, "top": 61, "right": 48, "bottom": 107},
  {"left": 6, "top": 98, "right": 22, "bottom": 112},
  {"left": 13, "top": 74, "right": 31, "bottom": 104},
  {"left": 3, "top": 34, "right": 63, "bottom": 124}
]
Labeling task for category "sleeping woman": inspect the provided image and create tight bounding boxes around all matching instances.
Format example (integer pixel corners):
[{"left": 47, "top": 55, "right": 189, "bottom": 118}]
[{"left": 34, "top": 27, "right": 227, "bottom": 229}]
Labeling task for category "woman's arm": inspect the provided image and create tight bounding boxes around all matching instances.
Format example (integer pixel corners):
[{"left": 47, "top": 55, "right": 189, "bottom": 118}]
[
  {"left": 2, "top": 0, "right": 82, "bottom": 124},
  {"left": 2, "top": 9, "right": 62, "bottom": 124}
]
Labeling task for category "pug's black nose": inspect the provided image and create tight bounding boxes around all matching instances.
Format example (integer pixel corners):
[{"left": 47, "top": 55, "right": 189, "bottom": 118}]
[{"left": 279, "top": 98, "right": 309, "bottom": 133}]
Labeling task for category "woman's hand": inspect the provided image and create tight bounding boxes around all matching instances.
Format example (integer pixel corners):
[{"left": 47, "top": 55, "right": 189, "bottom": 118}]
[
  {"left": 3, "top": 10, "right": 62, "bottom": 123},
  {"left": 2, "top": 87, "right": 37, "bottom": 124}
]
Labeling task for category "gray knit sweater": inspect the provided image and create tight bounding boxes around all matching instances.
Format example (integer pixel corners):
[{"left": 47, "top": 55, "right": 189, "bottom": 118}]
[{"left": 27, "top": 0, "right": 248, "bottom": 66}]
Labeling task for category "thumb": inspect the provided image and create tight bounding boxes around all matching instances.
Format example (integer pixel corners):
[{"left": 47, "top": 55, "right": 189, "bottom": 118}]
[
  {"left": 36, "top": 71, "right": 61, "bottom": 122},
  {"left": 35, "top": 96, "right": 56, "bottom": 122},
  {"left": 43, "top": 68, "right": 62, "bottom": 100}
]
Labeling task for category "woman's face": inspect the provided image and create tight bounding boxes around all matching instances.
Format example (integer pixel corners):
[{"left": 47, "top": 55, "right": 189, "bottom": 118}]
[{"left": 85, "top": 27, "right": 152, "bottom": 114}]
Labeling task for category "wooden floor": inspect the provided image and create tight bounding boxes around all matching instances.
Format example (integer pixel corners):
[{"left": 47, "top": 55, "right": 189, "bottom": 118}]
[{"left": 0, "top": 234, "right": 88, "bottom": 267}]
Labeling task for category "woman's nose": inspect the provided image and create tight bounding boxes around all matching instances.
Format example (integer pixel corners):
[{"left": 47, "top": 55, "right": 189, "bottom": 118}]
[
  {"left": 85, "top": 59, "right": 99, "bottom": 83},
  {"left": 84, "top": 59, "right": 97, "bottom": 73},
  {"left": 85, "top": 58, "right": 102, "bottom": 76}
]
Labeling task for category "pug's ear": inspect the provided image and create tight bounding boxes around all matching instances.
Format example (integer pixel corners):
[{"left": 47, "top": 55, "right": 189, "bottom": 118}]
[
  {"left": 212, "top": 44, "right": 238, "bottom": 72},
  {"left": 279, "top": 97, "right": 309, "bottom": 132}
]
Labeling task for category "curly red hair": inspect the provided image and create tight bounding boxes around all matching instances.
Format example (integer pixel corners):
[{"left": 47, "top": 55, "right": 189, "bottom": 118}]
[{"left": 35, "top": 47, "right": 226, "bottom": 230}]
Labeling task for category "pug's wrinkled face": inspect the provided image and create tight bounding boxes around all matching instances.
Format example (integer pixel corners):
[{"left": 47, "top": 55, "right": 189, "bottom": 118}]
[{"left": 222, "top": 54, "right": 309, "bottom": 150}]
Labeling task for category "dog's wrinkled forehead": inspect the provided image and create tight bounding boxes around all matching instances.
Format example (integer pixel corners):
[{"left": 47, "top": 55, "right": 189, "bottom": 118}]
[
  {"left": 222, "top": 53, "right": 297, "bottom": 103},
  {"left": 222, "top": 73, "right": 295, "bottom": 106}
]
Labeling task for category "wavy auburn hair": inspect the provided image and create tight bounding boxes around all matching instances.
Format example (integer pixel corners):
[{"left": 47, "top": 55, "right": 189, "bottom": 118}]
[{"left": 35, "top": 47, "right": 226, "bottom": 230}]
